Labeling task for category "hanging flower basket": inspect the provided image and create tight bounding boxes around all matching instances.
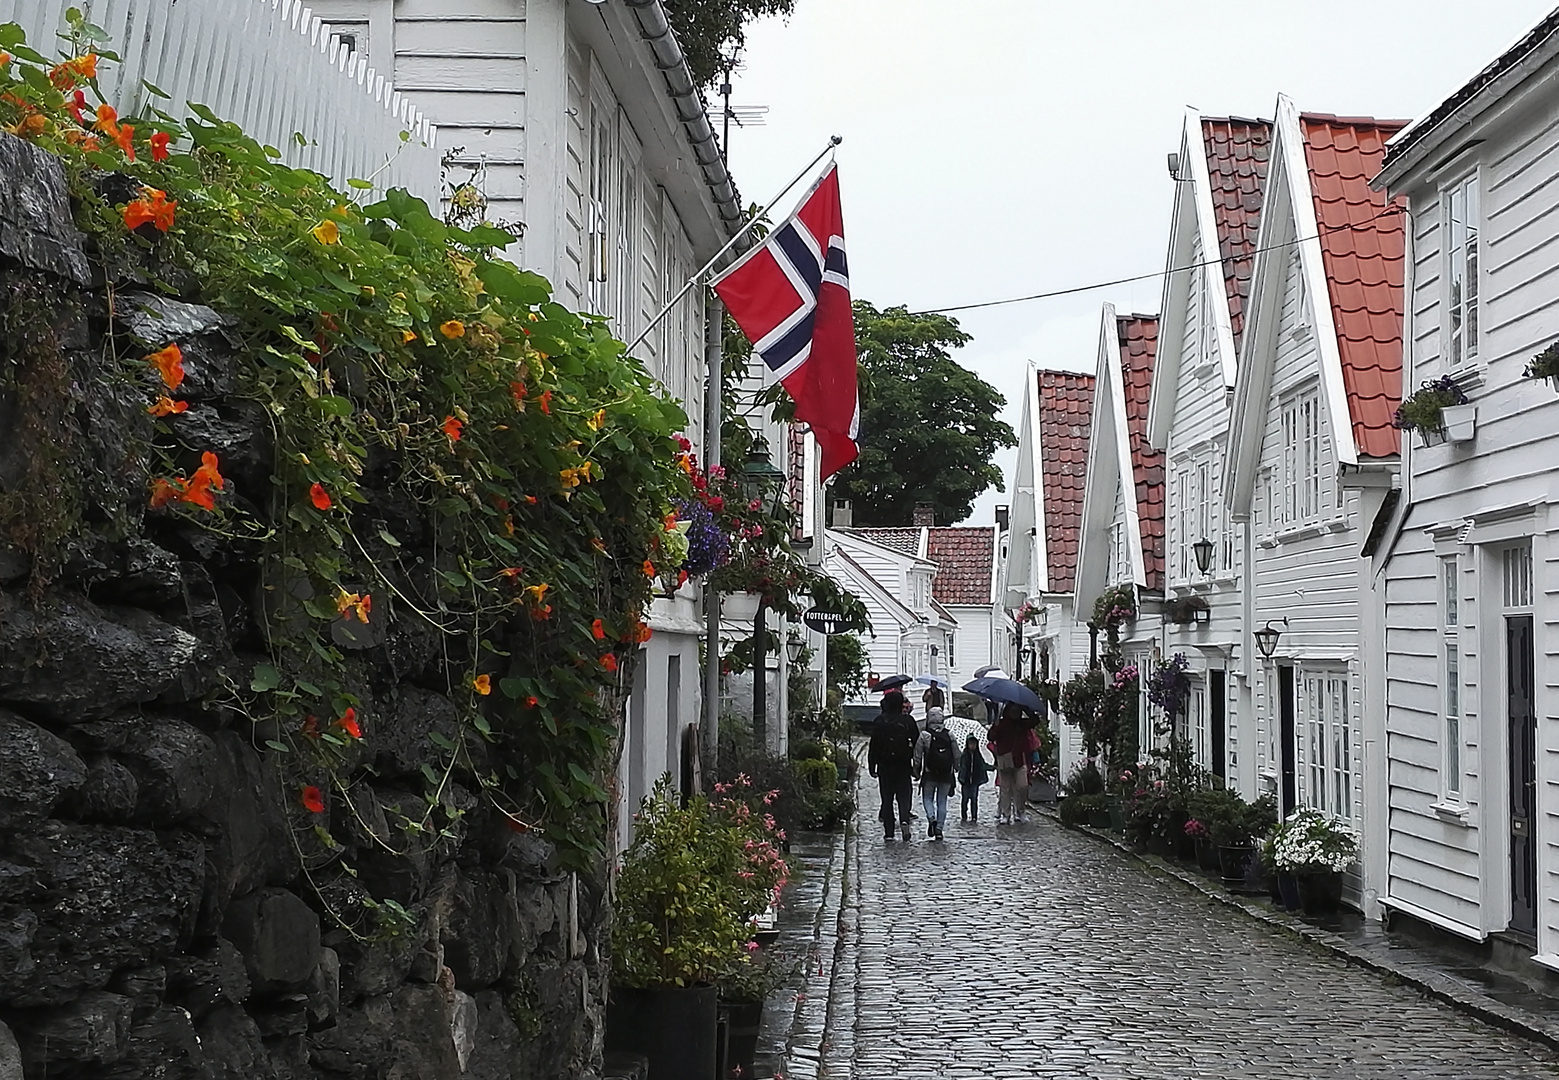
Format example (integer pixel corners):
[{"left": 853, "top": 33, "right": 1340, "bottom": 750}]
[
  {"left": 1392, "top": 375, "right": 1468, "bottom": 447},
  {"left": 1524, "top": 342, "right": 1559, "bottom": 393}
]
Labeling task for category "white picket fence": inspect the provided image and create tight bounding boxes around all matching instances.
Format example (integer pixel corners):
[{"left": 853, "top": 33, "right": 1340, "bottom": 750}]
[{"left": 1, "top": 0, "right": 440, "bottom": 204}]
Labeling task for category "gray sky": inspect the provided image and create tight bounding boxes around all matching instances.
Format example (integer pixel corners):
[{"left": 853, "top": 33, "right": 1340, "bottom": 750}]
[{"left": 725, "top": 0, "right": 1556, "bottom": 526}]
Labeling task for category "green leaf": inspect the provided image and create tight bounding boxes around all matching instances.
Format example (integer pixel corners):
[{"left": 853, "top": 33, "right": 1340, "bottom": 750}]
[
  {"left": 251, "top": 664, "right": 282, "bottom": 692},
  {"left": 428, "top": 731, "right": 456, "bottom": 751},
  {"left": 499, "top": 677, "right": 525, "bottom": 700},
  {"left": 142, "top": 79, "right": 171, "bottom": 99},
  {"left": 313, "top": 395, "right": 354, "bottom": 418},
  {"left": 264, "top": 739, "right": 290, "bottom": 754},
  {"left": 347, "top": 177, "right": 375, "bottom": 190},
  {"left": 377, "top": 528, "right": 401, "bottom": 547}
]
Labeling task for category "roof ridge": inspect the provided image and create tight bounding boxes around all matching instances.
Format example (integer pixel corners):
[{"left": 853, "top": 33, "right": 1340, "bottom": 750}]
[{"left": 1299, "top": 111, "right": 1411, "bottom": 129}]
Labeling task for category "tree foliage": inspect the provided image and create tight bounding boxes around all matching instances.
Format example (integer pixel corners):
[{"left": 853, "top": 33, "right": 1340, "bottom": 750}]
[
  {"left": 663, "top": 0, "right": 796, "bottom": 89},
  {"left": 831, "top": 301, "right": 1016, "bottom": 526}
]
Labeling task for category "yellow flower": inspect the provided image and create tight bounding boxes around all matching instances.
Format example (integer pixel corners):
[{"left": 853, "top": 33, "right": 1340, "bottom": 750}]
[
  {"left": 472, "top": 674, "right": 492, "bottom": 696},
  {"left": 587, "top": 409, "right": 606, "bottom": 431},
  {"left": 401, "top": 329, "right": 418, "bottom": 344},
  {"left": 311, "top": 220, "right": 341, "bottom": 245},
  {"left": 524, "top": 583, "right": 550, "bottom": 606},
  {"left": 440, "top": 320, "right": 466, "bottom": 339}
]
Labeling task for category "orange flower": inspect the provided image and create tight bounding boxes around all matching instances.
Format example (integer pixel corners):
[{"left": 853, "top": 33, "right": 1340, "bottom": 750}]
[
  {"left": 401, "top": 329, "right": 418, "bottom": 344},
  {"left": 440, "top": 320, "right": 465, "bottom": 339},
  {"left": 124, "top": 188, "right": 176, "bottom": 232},
  {"left": 309, "top": 482, "right": 332, "bottom": 510},
  {"left": 148, "top": 396, "right": 187, "bottom": 417},
  {"left": 149, "top": 131, "right": 170, "bottom": 162},
  {"left": 311, "top": 220, "right": 340, "bottom": 245},
  {"left": 337, "top": 708, "right": 361, "bottom": 739},
  {"left": 115, "top": 122, "right": 135, "bottom": 161},
  {"left": 524, "top": 495, "right": 538, "bottom": 505},
  {"left": 335, "top": 590, "right": 371, "bottom": 623},
  {"left": 442, "top": 415, "right": 463, "bottom": 441},
  {"left": 4, "top": 113, "right": 46, "bottom": 138},
  {"left": 633, "top": 620, "right": 653, "bottom": 644},
  {"left": 149, "top": 477, "right": 183, "bottom": 509},
  {"left": 590, "top": 537, "right": 607, "bottom": 554},
  {"left": 530, "top": 604, "right": 552, "bottom": 621},
  {"left": 94, "top": 103, "right": 118, "bottom": 136},
  {"left": 510, "top": 381, "right": 526, "bottom": 409},
  {"left": 0, "top": 52, "right": 11, "bottom": 66},
  {"left": 524, "top": 583, "right": 550, "bottom": 607},
  {"left": 587, "top": 408, "right": 606, "bottom": 431},
  {"left": 601, "top": 653, "right": 619, "bottom": 674},
  {"left": 472, "top": 674, "right": 491, "bottom": 696},
  {"left": 182, "top": 452, "right": 224, "bottom": 511},
  {"left": 49, "top": 53, "right": 97, "bottom": 88},
  {"left": 643, "top": 560, "right": 656, "bottom": 579},
  {"left": 146, "top": 343, "right": 184, "bottom": 389},
  {"left": 538, "top": 390, "right": 552, "bottom": 415},
  {"left": 592, "top": 618, "right": 606, "bottom": 640},
  {"left": 60, "top": 129, "right": 101, "bottom": 151},
  {"left": 497, "top": 566, "right": 523, "bottom": 582},
  {"left": 300, "top": 786, "right": 326, "bottom": 813}
]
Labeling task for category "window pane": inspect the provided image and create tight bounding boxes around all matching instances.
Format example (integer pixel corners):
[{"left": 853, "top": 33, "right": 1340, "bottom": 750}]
[
  {"left": 1446, "top": 643, "right": 1459, "bottom": 717},
  {"left": 1466, "top": 176, "right": 1479, "bottom": 359},
  {"left": 1443, "top": 559, "right": 1458, "bottom": 627},
  {"left": 1447, "top": 716, "right": 1461, "bottom": 795}
]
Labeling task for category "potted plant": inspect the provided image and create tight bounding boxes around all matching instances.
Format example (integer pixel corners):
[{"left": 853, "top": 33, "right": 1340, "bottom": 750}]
[
  {"left": 1209, "top": 793, "right": 1275, "bottom": 893},
  {"left": 1186, "top": 787, "right": 1243, "bottom": 873},
  {"left": 1147, "top": 653, "right": 1193, "bottom": 724},
  {"left": 1268, "top": 807, "right": 1358, "bottom": 915},
  {"left": 716, "top": 950, "right": 794, "bottom": 1080},
  {"left": 1392, "top": 375, "right": 1470, "bottom": 448},
  {"left": 1525, "top": 341, "right": 1559, "bottom": 392},
  {"left": 610, "top": 777, "right": 790, "bottom": 1080}
]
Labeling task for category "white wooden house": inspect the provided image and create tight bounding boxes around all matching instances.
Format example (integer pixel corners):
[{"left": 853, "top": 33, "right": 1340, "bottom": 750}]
[
  {"left": 1147, "top": 113, "right": 1272, "bottom": 798},
  {"left": 924, "top": 525, "right": 1008, "bottom": 688},
  {"left": 306, "top": 0, "right": 745, "bottom": 838},
  {"left": 1074, "top": 308, "right": 1165, "bottom": 766},
  {"left": 1372, "top": 8, "right": 1559, "bottom": 968},
  {"left": 1225, "top": 96, "right": 1406, "bottom": 910},
  {"left": 1003, "top": 369, "right": 1096, "bottom": 777}
]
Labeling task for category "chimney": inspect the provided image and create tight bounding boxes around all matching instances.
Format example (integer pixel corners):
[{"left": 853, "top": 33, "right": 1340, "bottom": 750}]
[
  {"left": 995, "top": 504, "right": 1010, "bottom": 532},
  {"left": 832, "top": 500, "right": 852, "bottom": 529},
  {"left": 913, "top": 503, "right": 935, "bottom": 527}
]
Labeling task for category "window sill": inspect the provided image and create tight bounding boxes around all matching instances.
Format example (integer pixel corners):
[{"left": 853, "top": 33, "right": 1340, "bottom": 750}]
[
  {"left": 1265, "top": 515, "right": 1349, "bottom": 545},
  {"left": 1431, "top": 800, "right": 1472, "bottom": 825},
  {"left": 1446, "top": 363, "right": 1488, "bottom": 393}
]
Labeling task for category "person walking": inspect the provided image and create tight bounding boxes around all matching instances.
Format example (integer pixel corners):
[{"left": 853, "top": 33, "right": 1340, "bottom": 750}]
[
  {"left": 867, "top": 690, "right": 917, "bottom": 841},
  {"left": 957, "top": 734, "right": 991, "bottom": 823},
  {"left": 921, "top": 682, "right": 946, "bottom": 712},
  {"left": 988, "top": 703, "right": 1036, "bottom": 824},
  {"left": 912, "top": 707, "right": 957, "bottom": 840}
]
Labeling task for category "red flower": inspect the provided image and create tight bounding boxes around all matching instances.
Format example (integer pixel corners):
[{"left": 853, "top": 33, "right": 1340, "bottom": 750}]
[
  {"left": 68, "top": 90, "right": 88, "bottom": 125},
  {"left": 591, "top": 618, "right": 606, "bottom": 640},
  {"left": 442, "top": 415, "right": 463, "bottom": 441},
  {"left": 300, "top": 786, "right": 325, "bottom": 813},
  {"left": 301, "top": 715, "right": 320, "bottom": 739},
  {"left": 183, "top": 452, "right": 224, "bottom": 511},
  {"left": 123, "top": 188, "right": 176, "bottom": 232},
  {"left": 538, "top": 390, "right": 552, "bottom": 415},
  {"left": 510, "top": 381, "right": 526, "bottom": 408},
  {"left": 148, "top": 396, "right": 187, "bottom": 417},
  {"left": 309, "top": 483, "right": 332, "bottom": 510},
  {"left": 525, "top": 695, "right": 539, "bottom": 709},
  {"left": 337, "top": 708, "right": 361, "bottom": 739},
  {"left": 150, "top": 131, "right": 170, "bottom": 161},
  {"left": 601, "top": 653, "right": 619, "bottom": 673}
]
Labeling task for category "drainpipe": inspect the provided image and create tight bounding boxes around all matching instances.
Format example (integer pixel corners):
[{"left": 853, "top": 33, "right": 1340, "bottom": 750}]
[
  {"left": 701, "top": 295, "right": 724, "bottom": 778},
  {"left": 621, "top": 0, "right": 745, "bottom": 238}
]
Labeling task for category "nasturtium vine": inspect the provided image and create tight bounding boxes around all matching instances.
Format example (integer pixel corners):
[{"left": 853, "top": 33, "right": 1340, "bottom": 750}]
[{"left": 0, "top": 20, "right": 695, "bottom": 893}]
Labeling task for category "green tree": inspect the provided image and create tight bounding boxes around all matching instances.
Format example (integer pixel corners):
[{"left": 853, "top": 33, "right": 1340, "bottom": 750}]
[
  {"left": 826, "top": 632, "right": 866, "bottom": 703},
  {"left": 832, "top": 302, "right": 1016, "bottom": 525},
  {"left": 662, "top": 0, "right": 796, "bottom": 89}
]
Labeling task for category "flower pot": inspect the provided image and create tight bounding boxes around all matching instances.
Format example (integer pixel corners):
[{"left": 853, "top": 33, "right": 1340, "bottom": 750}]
[
  {"left": 1548, "top": 373, "right": 1559, "bottom": 393},
  {"left": 1276, "top": 871, "right": 1302, "bottom": 911},
  {"left": 1415, "top": 426, "right": 1447, "bottom": 449},
  {"left": 1442, "top": 403, "right": 1476, "bottom": 443},
  {"left": 1147, "top": 833, "right": 1174, "bottom": 858},
  {"left": 1297, "top": 870, "right": 1344, "bottom": 915},
  {"left": 718, "top": 998, "right": 764, "bottom": 1080},
  {"left": 1086, "top": 806, "right": 1112, "bottom": 828},
  {"left": 1031, "top": 778, "right": 1058, "bottom": 804},
  {"left": 606, "top": 984, "right": 719, "bottom": 1080},
  {"left": 1218, "top": 844, "right": 1256, "bottom": 892},
  {"left": 1107, "top": 797, "right": 1127, "bottom": 832},
  {"left": 1194, "top": 837, "right": 1220, "bottom": 872}
]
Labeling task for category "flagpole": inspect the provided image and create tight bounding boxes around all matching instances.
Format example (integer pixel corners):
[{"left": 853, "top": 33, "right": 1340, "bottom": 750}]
[{"left": 625, "top": 135, "right": 842, "bottom": 353}]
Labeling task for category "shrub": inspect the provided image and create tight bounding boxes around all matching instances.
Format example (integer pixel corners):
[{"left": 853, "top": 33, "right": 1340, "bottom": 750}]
[{"left": 1268, "top": 807, "right": 1358, "bottom": 874}]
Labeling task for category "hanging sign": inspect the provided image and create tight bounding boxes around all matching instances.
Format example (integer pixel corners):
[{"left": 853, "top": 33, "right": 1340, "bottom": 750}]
[{"left": 801, "top": 608, "right": 851, "bottom": 635}]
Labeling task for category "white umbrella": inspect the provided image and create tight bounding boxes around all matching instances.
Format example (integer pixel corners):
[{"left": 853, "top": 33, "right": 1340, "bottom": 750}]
[{"left": 973, "top": 665, "right": 1010, "bottom": 680}]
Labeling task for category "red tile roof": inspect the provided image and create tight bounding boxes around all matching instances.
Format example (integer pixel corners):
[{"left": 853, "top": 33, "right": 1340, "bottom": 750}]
[
  {"left": 1038, "top": 371, "right": 1094, "bottom": 596},
  {"left": 1300, "top": 113, "right": 1408, "bottom": 459},
  {"left": 1118, "top": 316, "right": 1164, "bottom": 593},
  {"left": 842, "top": 528, "right": 920, "bottom": 557},
  {"left": 926, "top": 527, "right": 996, "bottom": 606},
  {"left": 1201, "top": 118, "right": 1272, "bottom": 354}
]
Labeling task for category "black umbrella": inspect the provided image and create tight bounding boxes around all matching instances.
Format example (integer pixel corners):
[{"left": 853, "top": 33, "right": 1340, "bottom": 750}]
[
  {"left": 874, "top": 674, "right": 914, "bottom": 692},
  {"left": 961, "top": 676, "right": 1042, "bottom": 714}
]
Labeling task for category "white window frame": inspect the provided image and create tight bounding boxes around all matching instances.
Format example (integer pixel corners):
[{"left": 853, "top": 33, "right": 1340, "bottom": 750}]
[
  {"left": 1441, "top": 556, "right": 1462, "bottom": 802},
  {"left": 1443, "top": 172, "right": 1481, "bottom": 369},
  {"left": 1278, "top": 389, "right": 1324, "bottom": 527},
  {"left": 1299, "top": 668, "right": 1355, "bottom": 824}
]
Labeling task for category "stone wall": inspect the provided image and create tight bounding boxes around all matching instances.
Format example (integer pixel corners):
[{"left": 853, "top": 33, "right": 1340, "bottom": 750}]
[{"left": 0, "top": 133, "right": 609, "bottom": 1079}]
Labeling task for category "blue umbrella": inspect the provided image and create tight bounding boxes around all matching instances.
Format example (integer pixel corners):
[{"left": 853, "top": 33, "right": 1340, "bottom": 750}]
[
  {"left": 961, "top": 676, "right": 1042, "bottom": 714},
  {"left": 915, "top": 675, "right": 950, "bottom": 689}
]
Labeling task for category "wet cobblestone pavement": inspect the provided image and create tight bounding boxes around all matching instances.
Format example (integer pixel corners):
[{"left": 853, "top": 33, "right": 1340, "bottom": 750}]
[{"left": 814, "top": 804, "right": 1559, "bottom": 1079}]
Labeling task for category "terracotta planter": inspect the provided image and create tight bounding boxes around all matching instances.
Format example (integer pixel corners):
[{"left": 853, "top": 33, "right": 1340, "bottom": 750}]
[{"left": 1297, "top": 870, "right": 1344, "bottom": 915}]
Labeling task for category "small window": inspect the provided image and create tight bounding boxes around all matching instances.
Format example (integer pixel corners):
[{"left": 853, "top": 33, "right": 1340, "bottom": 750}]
[
  {"left": 1445, "top": 175, "right": 1480, "bottom": 366},
  {"left": 1441, "top": 556, "right": 1461, "bottom": 799},
  {"left": 1278, "top": 389, "right": 1325, "bottom": 526}
]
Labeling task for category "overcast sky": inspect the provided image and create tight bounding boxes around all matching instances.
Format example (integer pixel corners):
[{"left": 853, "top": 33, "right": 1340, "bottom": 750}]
[{"left": 724, "top": 0, "right": 1556, "bottom": 526}]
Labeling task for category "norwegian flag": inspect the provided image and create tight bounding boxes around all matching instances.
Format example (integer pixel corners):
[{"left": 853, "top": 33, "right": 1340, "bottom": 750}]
[{"left": 712, "top": 164, "right": 860, "bottom": 481}]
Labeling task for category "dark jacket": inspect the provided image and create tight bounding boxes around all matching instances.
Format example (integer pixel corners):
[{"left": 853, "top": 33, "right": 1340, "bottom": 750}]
[
  {"left": 958, "top": 745, "right": 991, "bottom": 788},
  {"left": 868, "top": 712, "right": 918, "bottom": 776}
]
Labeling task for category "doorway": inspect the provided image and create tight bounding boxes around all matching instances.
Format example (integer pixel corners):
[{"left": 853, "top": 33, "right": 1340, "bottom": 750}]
[
  {"left": 1508, "top": 613, "right": 1537, "bottom": 936},
  {"left": 1211, "top": 669, "right": 1227, "bottom": 781},
  {"left": 1279, "top": 665, "right": 1297, "bottom": 815}
]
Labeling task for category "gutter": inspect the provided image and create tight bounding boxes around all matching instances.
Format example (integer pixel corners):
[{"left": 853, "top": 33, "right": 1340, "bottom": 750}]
[{"left": 621, "top": 0, "right": 746, "bottom": 241}]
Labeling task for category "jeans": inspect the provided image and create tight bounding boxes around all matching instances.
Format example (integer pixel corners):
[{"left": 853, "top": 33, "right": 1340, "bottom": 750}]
[
  {"left": 876, "top": 769, "right": 913, "bottom": 836},
  {"left": 921, "top": 779, "right": 953, "bottom": 832},
  {"left": 961, "top": 786, "right": 980, "bottom": 820},
  {"left": 997, "top": 767, "right": 1027, "bottom": 821}
]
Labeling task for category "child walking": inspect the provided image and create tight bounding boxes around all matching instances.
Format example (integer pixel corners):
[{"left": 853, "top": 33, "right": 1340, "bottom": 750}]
[{"left": 958, "top": 734, "right": 991, "bottom": 823}]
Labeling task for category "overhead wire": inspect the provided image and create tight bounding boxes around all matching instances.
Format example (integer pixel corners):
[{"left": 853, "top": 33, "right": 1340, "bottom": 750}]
[{"left": 908, "top": 203, "right": 1404, "bottom": 316}]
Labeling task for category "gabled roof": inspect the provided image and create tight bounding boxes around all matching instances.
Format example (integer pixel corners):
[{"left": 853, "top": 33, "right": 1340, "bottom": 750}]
[
  {"left": 1202, "top": 118, "right": 1272, "bottom": 355},
  {"left": 926, "top": 527, "right": 997, "bottom": 606},
  {"left": 1120, "top": 317, "right": 1165, "bottom": 591},
  {"left": 839, "top": 527, "right": 921, "bottom": 557},
  {"left": 1300, "top": 113, "right": 1407, "bottom": 459},
  {"left": 1038, "top": 371, "right": 1094, "bottom": 596},
  {"left": 826, "top": 545, "right": 920, "bottom": 629}
]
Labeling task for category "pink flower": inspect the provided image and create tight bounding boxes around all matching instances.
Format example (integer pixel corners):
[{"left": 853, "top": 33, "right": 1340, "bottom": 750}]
[{"left": 745, "top": 940, "right": 760, "bottom": 953}]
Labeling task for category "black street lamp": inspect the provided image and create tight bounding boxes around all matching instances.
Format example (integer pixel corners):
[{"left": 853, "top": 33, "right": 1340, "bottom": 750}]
[
  {"left": 742, "top": 435, "right": 789, "bottom": 753},
  {"left": 1193, "top": 537, "right": 1215, "bottom": 575},
  {"left": 1254, "top": 618, "right": 1287, "bottom": 659}
]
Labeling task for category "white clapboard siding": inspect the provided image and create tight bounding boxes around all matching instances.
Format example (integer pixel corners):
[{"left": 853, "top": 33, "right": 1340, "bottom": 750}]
[{"left": 2, "top": 0, "right": 438, "bottom": 202}]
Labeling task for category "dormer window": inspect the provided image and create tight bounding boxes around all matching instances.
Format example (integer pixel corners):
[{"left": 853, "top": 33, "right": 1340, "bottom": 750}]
[{"left": 1445, "top": 174, "right": 1480, "bottom": 366}]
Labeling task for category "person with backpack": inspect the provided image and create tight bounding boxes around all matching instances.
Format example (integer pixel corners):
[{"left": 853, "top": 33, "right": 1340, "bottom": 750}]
[
  {"left": 867, "top": 690, "right": 918, "bottom": 841},
  {"left": 957, "top": 733, "right": 991, "bottom": 823},
  {"left": 912, "top": 707, "right": 957, "bottom": 840}
]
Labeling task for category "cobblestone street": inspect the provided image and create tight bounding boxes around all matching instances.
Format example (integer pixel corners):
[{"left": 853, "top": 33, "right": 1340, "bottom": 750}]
[{"left": 813, "top": 803, "right": 1559, "bottom": 1079}]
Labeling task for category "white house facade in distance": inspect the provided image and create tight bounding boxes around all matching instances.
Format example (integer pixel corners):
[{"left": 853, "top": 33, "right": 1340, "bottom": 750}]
[
  {"left": 307, "top": 0, "right": 743, "bottom": 841},
  {"left": 1073, "top": 309, "right": 1166, "bottom": 769},
  {"left": 1149, "top": 113, "right": 1271, "bottom": 799},
  {"left": 924, "top": 525, "right": 1010, "bottom": 690},
  {"left": 1226, "top": 96, "right": 1405, "bottom": 912},
  {"left": 1004, "top": 370, "right": 1096, "bottom": 776},
  {"left": 1373, "top": 8, "right": 1559, "bottom": 969}
]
